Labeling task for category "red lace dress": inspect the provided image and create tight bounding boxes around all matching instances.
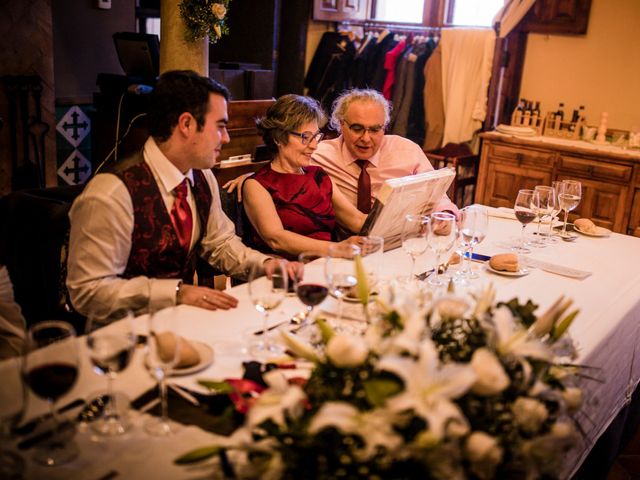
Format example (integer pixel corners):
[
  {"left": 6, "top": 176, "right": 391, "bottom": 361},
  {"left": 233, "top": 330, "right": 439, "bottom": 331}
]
[{"left": 247, "top": 165, "right": 336, "bottom": 257}]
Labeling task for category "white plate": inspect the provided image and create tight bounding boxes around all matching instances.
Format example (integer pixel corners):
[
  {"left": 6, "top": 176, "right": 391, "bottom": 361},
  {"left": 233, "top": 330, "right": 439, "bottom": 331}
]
[
  {"left": 485, "top": 264, "right": 530, "bottom": 277},
  {"left": 574, "top": 225, "right": 611, "bottom": 237},
  {"left": 145, "top": 341, "right": 214, "bottom": 377},
  {"left": 331, "top": 291, "right": 378, "bottom": 304}
]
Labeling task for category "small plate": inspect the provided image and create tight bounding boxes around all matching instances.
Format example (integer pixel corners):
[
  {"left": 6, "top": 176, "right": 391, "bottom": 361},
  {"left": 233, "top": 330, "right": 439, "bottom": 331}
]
[
  {"left": 146, "top": 341, "right": 214, "bottom": 377},
  {"left": 485, "top": 264, "right": 530, "bottom": 277},
  {"left": 331, "top": 291, "right": 378, "bottom": 304},
  {"left": 574, "top": 225, "right": 611, "bottom": 237}
]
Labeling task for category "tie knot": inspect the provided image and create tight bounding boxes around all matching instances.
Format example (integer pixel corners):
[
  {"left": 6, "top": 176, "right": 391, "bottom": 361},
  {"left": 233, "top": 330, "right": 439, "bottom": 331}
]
[
  {"left": 356, "top": 159, "right": 369, "bottom": 169},
  {"left": 174, "top": 179, "right": 189, "bottom": 199}
]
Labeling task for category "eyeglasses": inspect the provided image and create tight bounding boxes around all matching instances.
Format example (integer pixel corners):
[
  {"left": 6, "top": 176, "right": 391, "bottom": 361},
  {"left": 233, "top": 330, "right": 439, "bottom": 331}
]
[
  {"left": 289, "top": 130, "right": 325, "bottom": 145},
  {"left": 343, "top": 119, "right": 385, "bottom": 136}
]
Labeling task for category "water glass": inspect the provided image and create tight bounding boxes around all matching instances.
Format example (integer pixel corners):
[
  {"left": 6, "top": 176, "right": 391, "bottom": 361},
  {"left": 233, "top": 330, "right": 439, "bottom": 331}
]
[
  {"left": 458, "top": 205, "right": 488, "bottom": 281},
  {"left": 427, "top": 212, "right": 457, "bottom": 287},
  {"left": 325, "top": 244, "right": 361, "bottom": 323},
  {"left": 558, "top": 180, "right": 582, "bottom": 236},
  {"left": 401, "top": 214, "right": 430, "bottom": 281},
  {"left": 532, "top": 186, "right": 556, "bottom": 247}
]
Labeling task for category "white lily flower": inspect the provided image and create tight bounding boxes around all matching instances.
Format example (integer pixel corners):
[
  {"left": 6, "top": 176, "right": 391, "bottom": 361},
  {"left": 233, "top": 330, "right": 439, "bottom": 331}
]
[
  {"left": 326, "top": 334, "right": 369, "bottom": 367},
  {"left": 378, "top": 340, "right": 476, "bottom": 438},
  {"left": 492, "top": 306, "right": 552, "bottom": 361},
  {"left": 308, "top": 402, "right": 403, "bottom": 459},
  {"left": 470, "top": 348, "right": 510, "bottom": 396},
  {"left": 247, "top": 370, "right": 306, "bottom": 428}
]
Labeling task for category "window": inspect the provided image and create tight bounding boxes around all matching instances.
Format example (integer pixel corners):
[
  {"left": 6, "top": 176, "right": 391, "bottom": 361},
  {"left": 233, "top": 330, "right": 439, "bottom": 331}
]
[
  {"left": 370, "top": 0, "right": 506, "bottom": 27},
  {"left": 447, "top": 0, "right": 505, "bottom": 27},
  {"left": 373, "top": 0, "right": 424, "bottom": 24}
]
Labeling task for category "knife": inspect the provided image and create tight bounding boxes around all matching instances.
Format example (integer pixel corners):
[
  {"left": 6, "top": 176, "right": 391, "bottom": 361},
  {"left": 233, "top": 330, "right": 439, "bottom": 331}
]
[
  {"left": 13, "top": 398, "right": 85, "bottom": 436},
  {"left": 253, "top": 320, "right": 289, "bottom": 335}
]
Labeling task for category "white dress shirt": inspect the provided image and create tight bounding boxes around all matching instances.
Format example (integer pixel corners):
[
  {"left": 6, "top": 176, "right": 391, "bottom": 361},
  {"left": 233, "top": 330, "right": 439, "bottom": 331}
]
[
  {"left": 0, "top": 266, "right": 26, "bottom": 359},
  {"left": 67, "top": 138, "right": 269, "bottom": 322}
]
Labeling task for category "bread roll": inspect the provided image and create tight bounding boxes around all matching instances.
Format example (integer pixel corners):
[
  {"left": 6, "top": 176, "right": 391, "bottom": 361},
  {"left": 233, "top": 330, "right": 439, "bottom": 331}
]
[
  {"left": 448, "top": 252, "right": 462, "bottom": 265},
  {"left": 489, "top": 253, "right": 519, "bottom": 272},
  {"left": 574, "top": 218, "right": 597, "bottom": 233},
  {"left": 154, "top": 332, "right": 200, "bottom": 368}
]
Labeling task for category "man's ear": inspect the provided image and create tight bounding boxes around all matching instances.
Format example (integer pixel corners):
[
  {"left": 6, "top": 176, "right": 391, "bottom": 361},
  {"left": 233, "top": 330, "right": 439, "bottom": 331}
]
[{"left": 176, "top": 112, "right": 194, "bottom": 136}]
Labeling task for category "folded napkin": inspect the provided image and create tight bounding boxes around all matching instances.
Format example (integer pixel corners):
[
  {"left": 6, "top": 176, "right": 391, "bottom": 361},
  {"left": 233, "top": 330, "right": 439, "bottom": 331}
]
[
  {"left": 155, "top": 332, "right": 200, "bottom": 368},
  {"left": 524, "top": 258, "right": 592, "bottom": 280},
  {"left": 487, "top": 206, "right": 517, "bottom": 220}
]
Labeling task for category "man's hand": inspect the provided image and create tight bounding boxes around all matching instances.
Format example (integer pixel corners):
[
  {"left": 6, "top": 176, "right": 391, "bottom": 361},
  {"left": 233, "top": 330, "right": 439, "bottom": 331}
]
[
  {"left": 222, "top": 172, "right": 253, "bottom": 202},
  {"left": 263, "top": 258, "right": 304, "bottom": 285},
  {"left": 177, "top": 284, "right": 239, "bottom": 310}
]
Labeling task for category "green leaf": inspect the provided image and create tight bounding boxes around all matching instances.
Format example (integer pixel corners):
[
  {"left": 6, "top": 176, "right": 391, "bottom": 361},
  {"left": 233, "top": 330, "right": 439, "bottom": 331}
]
[
  {"left": 363, "top": 377, "right": 403, "bottom": 407},
  {"left": 354, "top": 254, "right": 369, "bottom": 305},
  {"left": 197, "top": 380, "right": 233, "bottom": 394},
  {"left": 174, "top": 445, "right": 221, "bottom": 465},
  {"left": 551, "top": 309, "right": 579, "bottom": 341},
  {"left": 315, "top": 317, "right": 335, "bottom": 344}
]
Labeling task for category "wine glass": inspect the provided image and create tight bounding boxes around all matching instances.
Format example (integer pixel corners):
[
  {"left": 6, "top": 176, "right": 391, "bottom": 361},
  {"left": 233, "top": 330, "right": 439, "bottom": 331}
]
[
  {"left": 325, "top": 244, "right": 361, "bottom": 323},
  {"left": 548, "top": 180, "right": 564, "bottom": 242},
  {"left": 248, "top": 259, "right": 288, "bottom": 359},
  {"left": 458, "top": 205, "right": 488, "bottom": 280},
  {"left": 0, "top": 356, "right": 26, "bottom": 477},
  {"left": 293, "top": 252, "right": 329, "bottom": 328},
  {"left": 533, "top": 186, "right": 556, "bottom": 246},
  {"left": 558, "top": 180, "right": 582, "bottom": 236},
  {"left": 401, "top": 214, "right": 430, "bottom": 281},
  {"left": 427, "top": 212, "right": 457, "bottom": 287},
  {"left": 513, "top": 189, "right": 539, "bottom": 254},
  {"left": 145, "top": 309, "right": 181, "bottom": 436},
  {"left": 24, "top": 321, "right": 79, "bottom": 466},
  {"left": 86, "top": 311, "right": 136, "bottom": 436}
]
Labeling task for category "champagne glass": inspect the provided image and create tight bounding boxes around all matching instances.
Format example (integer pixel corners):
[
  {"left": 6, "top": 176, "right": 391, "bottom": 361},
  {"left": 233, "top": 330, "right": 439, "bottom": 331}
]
[
  {"left": 533, "top": 186, "right": 556, "bottom": 246},
  {"left": 325, "top": 244, "right": 361, "bottom": 323},
  {"left": 548, "top": 180, "right": 564, "bottom": 242},
  {"left": 513, "top": 189, "right": 539, "bottom": 254},
  {"left": 427, "top": 212, "right": 457, "bottom": 287},
  {"left": 86, "top": 311, "right": 136, "bottom": 436},
  {"left": 0, "top": 356, "right": 26, "bottom": 477},
  {"left": 294, "top": 252, "right": 329, "bottom": 328},
  {"left": 558, "top": 180, "right": 582, "bottom": 236},
  {"left": 401, "top": 214, "right": 430, "bottom": 281},
  {"left": 458, "top": 205, "right": 488, "bottom": 280},
  {"left": 248, "top": 259, "right": 288, "bottom": 359},
  {"left": 24, "top": 321, "right": 79, "bottom": 466},
  {"left": 145, "top": 309, "right": 181, "bottom": 436}
]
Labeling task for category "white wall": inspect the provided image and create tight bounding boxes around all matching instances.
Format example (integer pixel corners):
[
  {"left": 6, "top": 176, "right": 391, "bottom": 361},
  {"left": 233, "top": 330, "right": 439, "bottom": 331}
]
[{"left": 520, "top": 0, "right": 640, "bottom": 130}]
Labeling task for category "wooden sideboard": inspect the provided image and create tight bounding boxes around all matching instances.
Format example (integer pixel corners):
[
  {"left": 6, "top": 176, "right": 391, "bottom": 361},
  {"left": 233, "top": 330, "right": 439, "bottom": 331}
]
[{"left": 476, "top": 132, "right": 640, "bottom": 236}]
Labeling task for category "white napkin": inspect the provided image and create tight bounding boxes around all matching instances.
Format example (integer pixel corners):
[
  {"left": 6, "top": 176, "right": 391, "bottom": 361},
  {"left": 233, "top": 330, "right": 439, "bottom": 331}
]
[
  {"left": 524, "top": 258, "right": 592, "bottom": 280},
  {"left": 487, "top": 206, "right": 517, "bottom": 220}
]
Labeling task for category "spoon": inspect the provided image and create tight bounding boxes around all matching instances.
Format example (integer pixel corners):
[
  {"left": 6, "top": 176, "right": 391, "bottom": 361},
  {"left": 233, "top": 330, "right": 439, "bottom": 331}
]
[{"left": 559, "top": 232, "right": 578, "bottom": 242}]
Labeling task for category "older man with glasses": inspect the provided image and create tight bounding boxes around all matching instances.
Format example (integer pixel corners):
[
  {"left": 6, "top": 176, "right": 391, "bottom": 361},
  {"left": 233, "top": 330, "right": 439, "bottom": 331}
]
[{"left": 312, "top": 88, "right": 458, "bottom": 216}]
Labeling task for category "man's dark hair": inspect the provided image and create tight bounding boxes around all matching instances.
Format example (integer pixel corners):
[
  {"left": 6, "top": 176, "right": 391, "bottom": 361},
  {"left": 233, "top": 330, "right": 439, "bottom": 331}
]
[{"left": 148, "top": 70, "right": 230, "bottom": 142}]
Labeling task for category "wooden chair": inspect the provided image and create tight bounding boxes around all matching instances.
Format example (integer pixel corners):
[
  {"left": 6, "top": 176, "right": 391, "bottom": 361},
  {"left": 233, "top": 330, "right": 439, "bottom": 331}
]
[{"left": 424, "top": 143, "right": 478, "bottom": 208}]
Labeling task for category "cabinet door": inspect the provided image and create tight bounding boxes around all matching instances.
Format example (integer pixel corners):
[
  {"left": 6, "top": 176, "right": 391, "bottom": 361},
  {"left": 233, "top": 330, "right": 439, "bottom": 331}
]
[
  {"left": 556, "top": 175, "right": 629, "bottom": 232},
  {"left": 484, "top": 161, "right": 552, "bottom": 208},
  {"left": 627, "top": 189, "right": 640, "bottom": 237},
  {"left": 313, "top": 0, "right": 370, "bottom": 21},
  {"left": 523, "top": 0, "right": 591, "bottom": 34}
]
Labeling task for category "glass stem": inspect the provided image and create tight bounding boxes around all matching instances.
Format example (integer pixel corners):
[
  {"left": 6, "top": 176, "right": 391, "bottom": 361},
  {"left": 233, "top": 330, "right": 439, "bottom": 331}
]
[
  {"left": 562, "top": 209, "right": 569, "bottom": 234},
  {"left": 521, "top": 224, "right": 527, "bottom": 248},
  {"left": 466, "top": 244, "right": 474, "bottom": 275},
  {"left": 159, "top": 375, "right": 168, "bottom": 425},
  {"left": 262, "top": 311, "right": 270, "bottom": 346},
  {"left": 536, "top": 217, "right": 542, "bottom": 238},
  {"left": 336, "top": 297, "right": 344, "bottom": 322},
  {"left": 49, "top": 400, "right": 62, "bottom": 447},
  {"left": 433, "top": 252, "right": 442, "bottom": 285},
  {"left": 409, "top": 255, "right": 416, "bottom": 278}
]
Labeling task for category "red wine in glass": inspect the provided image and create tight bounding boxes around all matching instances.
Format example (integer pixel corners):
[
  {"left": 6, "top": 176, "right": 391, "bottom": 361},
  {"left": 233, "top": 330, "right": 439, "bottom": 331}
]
[
  {"left": 296, "top": 284, "right": 329, "bottom": 307},
  {"left": 26, "top": 363, "right": 78, "bottom": 401},
  {"left": 515, "top": 210, "right": 536, "bottom": 224}
]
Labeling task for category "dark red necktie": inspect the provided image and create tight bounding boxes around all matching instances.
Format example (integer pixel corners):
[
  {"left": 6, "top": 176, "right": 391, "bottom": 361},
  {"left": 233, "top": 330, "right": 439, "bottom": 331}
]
[
  {"left": 356, "top": 159, "right": 371, "bottom": 214},
  {"left": 171, "top": 179, "right": 193, "bottom": 251}
]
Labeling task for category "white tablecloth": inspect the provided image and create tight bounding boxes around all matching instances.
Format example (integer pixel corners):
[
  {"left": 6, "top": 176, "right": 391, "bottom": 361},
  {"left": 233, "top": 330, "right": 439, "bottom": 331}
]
[{"left": 6, "top": 212, "right": 640, "bottom": 479}]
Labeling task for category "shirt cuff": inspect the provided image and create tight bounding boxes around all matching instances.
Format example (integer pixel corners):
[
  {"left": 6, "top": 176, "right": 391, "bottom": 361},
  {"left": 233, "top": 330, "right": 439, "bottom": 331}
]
[{"left": 149, "top": 279, "right": 183, "bottom": 312}]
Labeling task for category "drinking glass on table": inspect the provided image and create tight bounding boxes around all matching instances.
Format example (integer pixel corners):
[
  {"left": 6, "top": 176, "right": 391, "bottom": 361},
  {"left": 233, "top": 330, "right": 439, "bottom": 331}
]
[
  {"left": 325, "top": 244, "right": 361, "bottom": 323},
  {"left": 401, "top": 214, "right": 430, "bottom": 281},
  {"left": 86, "top": 311, "right": 136, "bottom": 436},
  {"left": 532, "top": 186, "right": 556, "bottom": 247},
  {"left": 24, "top": 321, "right": 79, "bottom": 466},
  {"left": 458, "top": 205, "right": 488, "bottom": 280},
  {"left": 558, "top": 180, "right": 582, "bottom": 237},
  {"left": 293, "top": 252, "right": 329, "bottom": 328},
  {"left": 427, "top": 212, "right": 457, "bottom": 287},
  {"left": 248, "top": 259, "right": 288, "bottom": 359},
  {"left": 513, "top": 189, "right": 539, "bottom": 254},
  {"left": 547, "top": 181, "right": 564, "bottom": 242},
  {"left": 0, "top": 356, "right": 26, "bottom": 477},
  {"left": 145, "top": 310, "right": 181, "bottom": 436}
]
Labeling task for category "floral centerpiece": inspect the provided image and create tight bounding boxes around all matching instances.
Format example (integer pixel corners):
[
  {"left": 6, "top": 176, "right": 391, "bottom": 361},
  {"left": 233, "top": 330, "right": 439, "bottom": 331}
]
[
  {"left": 179, "top": 0, "right": 231, "bottom": 43},
  {"left": 176, "top": 280, "right": 585, "bottom": 479}
]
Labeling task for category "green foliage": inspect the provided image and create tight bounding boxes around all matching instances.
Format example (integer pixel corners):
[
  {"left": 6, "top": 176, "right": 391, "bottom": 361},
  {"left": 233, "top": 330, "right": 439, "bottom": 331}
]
[
  {"left": 431, "top": 316, "right": 487, "bottom": 363},
  {"left": 179, "top": 0, "right": 231, "bottom": 44},
  {"left": 498, "top": 298, "right": 539, "bottom": 327}
]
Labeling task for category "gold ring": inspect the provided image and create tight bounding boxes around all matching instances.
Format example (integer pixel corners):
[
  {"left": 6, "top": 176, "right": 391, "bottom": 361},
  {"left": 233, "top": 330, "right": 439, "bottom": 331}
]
[{"left": 203, "top": 295, "right": 208, "bottom": 302}]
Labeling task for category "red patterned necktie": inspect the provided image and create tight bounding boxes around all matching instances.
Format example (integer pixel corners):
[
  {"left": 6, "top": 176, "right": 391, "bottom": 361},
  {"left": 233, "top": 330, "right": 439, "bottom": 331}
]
[
  {"left": 170, "top": 179, "right": 193, "bottom": 251},
  {"left": 356, "top": 159, "right": 372, "bottom": 214}
]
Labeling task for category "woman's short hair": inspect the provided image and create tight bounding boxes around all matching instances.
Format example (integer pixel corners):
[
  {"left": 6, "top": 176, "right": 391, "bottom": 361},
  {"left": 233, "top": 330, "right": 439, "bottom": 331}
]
[
  {"left": 329, "top": 89, "right": 391, "bottom": 133},
  {"left": 256, "top": 95, "right": 326, "bottom": 154},
  {"left": 148, "top": 70, "right": 230, "bottom": 142}
]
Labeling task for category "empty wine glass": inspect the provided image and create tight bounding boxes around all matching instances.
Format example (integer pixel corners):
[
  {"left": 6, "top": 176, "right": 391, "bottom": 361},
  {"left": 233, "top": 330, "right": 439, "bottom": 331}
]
[
  {"left": 513, "top": 189, "right": 539, "bottom": 254},
  {"left": 0, "top": 356, "right": 26, "bottom": 477},
  {"left": 248, "top": 259, "right": 288, "bottom": 359},
  {"left": 558, "top": 180, "right": 582, "bottom": 236},
  {"left": 459, "top": 205, "right": 488, "bottom": 280},
  {"left": 145, "top": 309, "right": 181, "bottom": 436},
  {"left": 533, "top": 186, "right": 556, "bottom": 247},
  {"left": 548, "top": 180, "right": 564, "bottom": 242},
  {"left": 401, "top": 214, "right": 430, "bottom": 281},
  {"left": 293, "top": 252, "right": 329, "bottom": 328},
  {"left": 86, "top": 311, "right": 136, "bottom": 436},
  {"left": 24, "top": 321, "right": 79, "bottom": 466},
  {"left": 427, "top": 212, "right": 457, "bottom": 287},
  {"left": 325, "top": 244, "right": 361, "bottom": 323}
]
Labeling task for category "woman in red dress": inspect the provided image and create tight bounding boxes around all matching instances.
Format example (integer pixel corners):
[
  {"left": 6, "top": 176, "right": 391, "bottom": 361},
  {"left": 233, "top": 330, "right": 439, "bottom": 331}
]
[{"left": 243, "top": 95, "right": 367, "bottom": 258}]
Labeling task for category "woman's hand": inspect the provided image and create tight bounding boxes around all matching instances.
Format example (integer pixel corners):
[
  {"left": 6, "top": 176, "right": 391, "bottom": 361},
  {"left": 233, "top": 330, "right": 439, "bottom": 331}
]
[{"left": 222, "top": 173, "right": 254, "bottom": 202}]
